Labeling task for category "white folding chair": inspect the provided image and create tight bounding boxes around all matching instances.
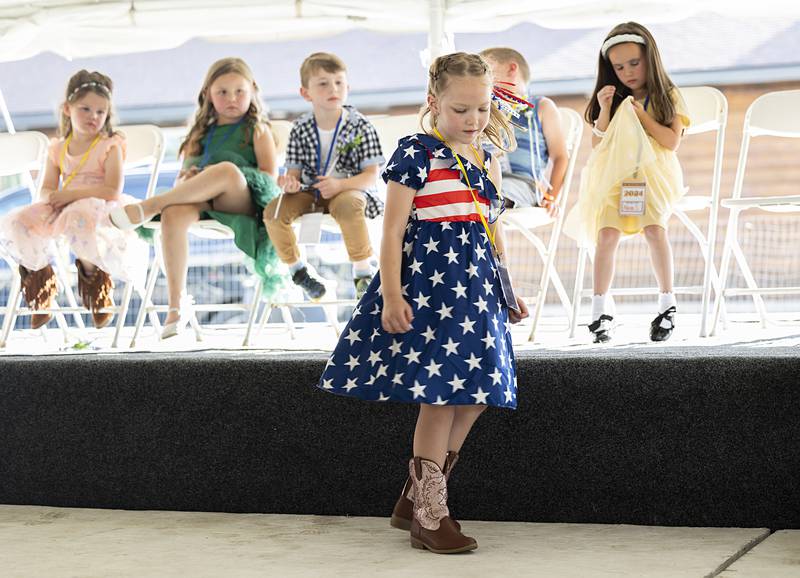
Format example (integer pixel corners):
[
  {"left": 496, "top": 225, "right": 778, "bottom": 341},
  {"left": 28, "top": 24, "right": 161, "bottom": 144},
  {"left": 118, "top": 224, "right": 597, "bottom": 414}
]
[
  {"left": 501, "top": 107, "right": 583, "bottom": 342},
  {"left": 130, "top": 122, "right": 294, "bottom": 348},
  {"left": 569, "top": 86, "right": 728, "bottom": 338},
  {"left": 711, "top": 89, "right": 800, "bottom": 333},
  {"left": 2, "top": 125, "right": 166, "bottom": 348}
]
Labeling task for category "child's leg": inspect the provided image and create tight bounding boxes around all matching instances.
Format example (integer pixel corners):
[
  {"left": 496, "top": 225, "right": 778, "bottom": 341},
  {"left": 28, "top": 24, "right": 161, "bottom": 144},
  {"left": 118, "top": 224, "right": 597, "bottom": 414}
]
[
  {"left": 643, "top": 225, "right": 674, "bottom": 294},
  {"left": 263, "top": 191, "right": 316, "bottom": 265},
  {"left": 447, "top": 406, "right": 488, "bottom": 453},
  {"left": 413, "top": 404, "right": 456, "bottom": 467},
  {"left": 593, "top": 227, "right": 622, "bottom": 295},
  {"left": 326, "top": 190, "right": 373, "bottom": 267},
  {"left": 160, "top": 202, "right": 208, "bottom": 324},
  {"left": 126, "top": 162, "right": 253, "bottom": 223}
]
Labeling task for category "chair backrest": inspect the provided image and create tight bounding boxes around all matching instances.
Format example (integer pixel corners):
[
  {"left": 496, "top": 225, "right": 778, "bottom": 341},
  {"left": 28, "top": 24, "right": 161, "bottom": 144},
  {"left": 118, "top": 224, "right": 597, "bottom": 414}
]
[
  {"left": 118, "top": 124, "right": 165, "bottom": 200},
  {"left": 370, "top": 113, "right": 420, "bottom": 158},
  {"left": 271, "top": 120, "right": 293, "bottom": 157},
  {"left": 558, "top": 107, "right": 583, "bottom": 158},
  {"left": 681, "top": 86, "right": 728, "bottom": 136},
  {"left": 0, "top": 131, "right": 50, "bottom": 177},
  {"left": 746, "top": 89, "right": 800, "bottom": 138}
]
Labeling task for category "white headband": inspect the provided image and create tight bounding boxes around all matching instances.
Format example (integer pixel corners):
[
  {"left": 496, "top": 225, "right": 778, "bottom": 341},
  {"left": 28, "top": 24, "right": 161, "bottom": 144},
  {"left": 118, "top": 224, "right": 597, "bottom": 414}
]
[
  {"left": 69, "top": 81, "right": 110, "bottom": 100},
  {"left": 601, "top": 33, "right": 646, "bottom": 58}
]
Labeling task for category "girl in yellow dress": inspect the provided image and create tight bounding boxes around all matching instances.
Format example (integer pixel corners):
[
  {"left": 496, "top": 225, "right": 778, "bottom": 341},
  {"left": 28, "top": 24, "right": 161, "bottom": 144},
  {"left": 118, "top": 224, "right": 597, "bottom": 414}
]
[{"left": 566, "top": 21, "right": 690, "bottom": 343}]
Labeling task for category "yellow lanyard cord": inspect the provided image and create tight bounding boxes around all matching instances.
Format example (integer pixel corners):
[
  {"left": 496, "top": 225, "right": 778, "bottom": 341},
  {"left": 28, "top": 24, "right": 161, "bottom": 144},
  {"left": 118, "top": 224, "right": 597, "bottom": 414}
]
[
  {"left": 432, "top": 128, "right": 498, "bottom": 250},
  {"left": 59, "top": 133, "right": 102, "bottom": 190}
]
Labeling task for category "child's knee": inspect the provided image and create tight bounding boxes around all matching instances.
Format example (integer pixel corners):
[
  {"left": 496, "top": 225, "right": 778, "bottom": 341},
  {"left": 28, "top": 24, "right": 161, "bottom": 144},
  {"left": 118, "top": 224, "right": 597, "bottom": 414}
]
[
  {"left": 213, "top": 161, "right": 246, "bottom": 187},
  {"left": 161, "top": 204, "right": 199, "bottom": 228},
  {"left": 329, "top": 190, "right": 366, "bottom": 219},
  {"left": 643, "top": 225, "right": 667, "bottom": 242},
  {"left": 596, "top": 227, "right": 621, "bottom": 248}
]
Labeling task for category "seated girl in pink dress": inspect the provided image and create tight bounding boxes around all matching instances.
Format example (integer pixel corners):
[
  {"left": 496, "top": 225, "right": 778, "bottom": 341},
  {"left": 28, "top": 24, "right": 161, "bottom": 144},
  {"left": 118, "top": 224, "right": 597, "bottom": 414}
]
[{"left": 0, "top": 70, "right": 148, "bottom": 328}]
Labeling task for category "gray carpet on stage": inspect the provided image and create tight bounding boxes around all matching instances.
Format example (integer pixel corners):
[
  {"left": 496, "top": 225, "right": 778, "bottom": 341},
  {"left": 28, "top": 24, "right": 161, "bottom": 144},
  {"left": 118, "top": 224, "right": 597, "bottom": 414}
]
[{"left": 1, "top": 348, "right": 798, "bottom": 528}]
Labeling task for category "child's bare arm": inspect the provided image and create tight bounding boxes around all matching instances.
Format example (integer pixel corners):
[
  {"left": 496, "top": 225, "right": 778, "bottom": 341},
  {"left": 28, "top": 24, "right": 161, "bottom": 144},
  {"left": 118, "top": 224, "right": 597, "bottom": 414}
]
[
  {"left": 254, "top": 122, "right": 278, "bottom": 178},
  {"left": 48, "top": 143, "right": 124, "bottom": 209},
  {"left": 380, "top": 180, "right": 416, "bottom": 334},
  {"left": 633, "top": 101, "right": 683, "bottom": 151},
  {"left": 37, "top": 154, "right": 61, "bottom": 202}
]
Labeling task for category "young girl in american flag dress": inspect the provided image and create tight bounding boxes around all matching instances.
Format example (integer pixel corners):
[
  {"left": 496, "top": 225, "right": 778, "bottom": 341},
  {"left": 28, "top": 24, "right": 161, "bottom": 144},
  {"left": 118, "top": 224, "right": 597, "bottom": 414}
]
[{"left": 317, "top": 52, "right": 528, "bottom": 554}]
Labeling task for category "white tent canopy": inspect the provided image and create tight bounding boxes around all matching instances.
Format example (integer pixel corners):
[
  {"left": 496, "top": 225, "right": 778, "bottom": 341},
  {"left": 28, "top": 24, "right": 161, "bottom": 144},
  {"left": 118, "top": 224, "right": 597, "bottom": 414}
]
[{"left": 2, "top": 0, "right": 795, "bottom": 63}]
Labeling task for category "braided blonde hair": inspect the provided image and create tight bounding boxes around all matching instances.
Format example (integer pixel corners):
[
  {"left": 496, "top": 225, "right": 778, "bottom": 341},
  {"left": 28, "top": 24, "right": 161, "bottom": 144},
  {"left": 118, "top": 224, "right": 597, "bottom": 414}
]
[{"left": 420, "top": 52, "right": 516, "bottom": 152}]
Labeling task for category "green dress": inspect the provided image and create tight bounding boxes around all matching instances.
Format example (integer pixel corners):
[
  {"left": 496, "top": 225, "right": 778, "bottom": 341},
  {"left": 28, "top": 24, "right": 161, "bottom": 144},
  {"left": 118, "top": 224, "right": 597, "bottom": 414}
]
[{"left": 144, "top": 122, "right": 283, "bottom": 297}]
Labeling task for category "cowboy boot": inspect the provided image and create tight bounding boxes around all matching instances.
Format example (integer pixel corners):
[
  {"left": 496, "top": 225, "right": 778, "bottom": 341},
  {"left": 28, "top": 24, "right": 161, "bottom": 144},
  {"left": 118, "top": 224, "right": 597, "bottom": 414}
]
[
  {"left": 408, "top": 456, "right": 477, "bottom": 554},
  {"left": 76, "top": 259, "right": 115, "bottom": 329},
  {"left": 391, "top": 451, "right": 460, "bottom": 531},
  {"left": 18, "top": 264, "right": 57, "bottom": 329}
]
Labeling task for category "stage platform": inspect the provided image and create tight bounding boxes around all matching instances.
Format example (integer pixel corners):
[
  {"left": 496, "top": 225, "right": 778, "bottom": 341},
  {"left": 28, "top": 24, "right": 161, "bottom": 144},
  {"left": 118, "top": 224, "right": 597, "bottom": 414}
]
[{"left": 1, "top": 315, "right": 798, "bottom": 530}]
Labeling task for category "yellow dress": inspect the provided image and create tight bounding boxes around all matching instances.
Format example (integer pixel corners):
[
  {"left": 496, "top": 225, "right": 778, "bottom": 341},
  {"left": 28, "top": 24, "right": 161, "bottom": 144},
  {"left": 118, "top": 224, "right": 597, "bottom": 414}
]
[{"left": 565, "top": 89, "right": 691, "bottom": 246}]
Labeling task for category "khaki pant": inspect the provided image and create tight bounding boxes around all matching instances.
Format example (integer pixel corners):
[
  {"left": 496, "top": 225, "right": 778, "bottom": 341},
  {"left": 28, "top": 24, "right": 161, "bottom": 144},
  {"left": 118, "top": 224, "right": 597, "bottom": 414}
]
[{"left": 264, "top": 190, "right": 373, "bottom": 264}]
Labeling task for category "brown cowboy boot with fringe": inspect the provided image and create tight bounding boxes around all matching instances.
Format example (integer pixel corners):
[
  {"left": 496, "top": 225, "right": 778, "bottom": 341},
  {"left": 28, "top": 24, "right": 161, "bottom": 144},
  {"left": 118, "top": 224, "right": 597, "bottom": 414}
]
[
  {"left": 18, "top": 264, "right": 57, "bottom": 329},
  {"left": 408, "top": 456, "right": 477, "bottom": 554},
  {"left": 391, "top": 451, "right": 460, "bottom": 531},
  {"left": 76, "top": 259, "right": 115, "bottom": 328}
]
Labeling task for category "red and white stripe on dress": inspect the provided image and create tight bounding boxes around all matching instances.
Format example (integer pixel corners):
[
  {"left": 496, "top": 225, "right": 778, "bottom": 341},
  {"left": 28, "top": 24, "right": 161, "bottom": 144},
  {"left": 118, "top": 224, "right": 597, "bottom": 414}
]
[{"left": 414, "top": 154, "right": 489, "bottom": 222}]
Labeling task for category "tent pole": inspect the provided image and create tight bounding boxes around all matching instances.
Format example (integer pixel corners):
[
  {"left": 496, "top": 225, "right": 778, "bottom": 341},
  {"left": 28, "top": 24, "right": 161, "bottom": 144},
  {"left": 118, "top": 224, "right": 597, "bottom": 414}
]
[
  {"left": 428, "top": 0, "right": 449, "bottom": 61},
  {"left": 0, "top": 87, "right": 15, "bottom": 134}
]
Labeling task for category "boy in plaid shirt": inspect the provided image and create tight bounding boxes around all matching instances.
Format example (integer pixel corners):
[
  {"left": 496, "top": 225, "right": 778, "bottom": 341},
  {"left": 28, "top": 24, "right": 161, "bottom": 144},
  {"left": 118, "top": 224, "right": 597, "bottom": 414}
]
[{"left": 265, "top": 52, "right": 384, "bottom": 300}]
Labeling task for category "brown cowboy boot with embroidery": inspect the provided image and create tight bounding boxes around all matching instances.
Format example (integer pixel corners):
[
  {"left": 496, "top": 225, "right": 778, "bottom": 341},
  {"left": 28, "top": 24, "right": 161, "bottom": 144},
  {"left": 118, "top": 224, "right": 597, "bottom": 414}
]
[
  {"left": 408, "top": 456, "right": 476, "bottom": 554},
  {"left": 76, "top": 259, "right": 115, "bottom": 328},
  {"left": 18, "top": 264, "right": 57, "bottom": 329},
  {"left": 391, "top": 451, "right": 460, "bottom": 531}
]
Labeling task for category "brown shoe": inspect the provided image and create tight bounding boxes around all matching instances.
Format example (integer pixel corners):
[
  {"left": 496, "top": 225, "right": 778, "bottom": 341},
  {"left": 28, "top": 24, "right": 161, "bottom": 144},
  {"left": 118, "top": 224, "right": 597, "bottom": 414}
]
[
  {"left": 76, "top": 259, "right": 115, "bottom": 328},
  {"left": 390, "top": 451, "right": 459, "bottom": 531},
  {"left": 18, "top": 265, "right": 57, "bottom": 329},
  {"left": 408, "top": 457, "right": 476, "bottom": 554}
]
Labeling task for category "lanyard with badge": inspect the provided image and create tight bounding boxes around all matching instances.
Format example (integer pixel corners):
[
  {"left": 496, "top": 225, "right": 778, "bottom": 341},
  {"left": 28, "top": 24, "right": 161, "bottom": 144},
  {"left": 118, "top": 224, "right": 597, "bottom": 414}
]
[
  {"left": 199, "top": 118, "right": 243, "bottom": 169},
  {"left": 59, "top": 133, "right": 102, "bottom": 190},
  {"left": 619, "top": 95, "right": 650, "bottom": 217},
  {"left": 432, "top": 128, "right": 520, "bottom": 313}
]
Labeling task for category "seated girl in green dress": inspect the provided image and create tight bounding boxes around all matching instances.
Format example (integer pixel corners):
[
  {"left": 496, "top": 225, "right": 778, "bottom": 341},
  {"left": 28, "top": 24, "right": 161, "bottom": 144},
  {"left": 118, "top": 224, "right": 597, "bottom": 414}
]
[{"left": 110, "top": 57, "right": 282, "bottom": 338}]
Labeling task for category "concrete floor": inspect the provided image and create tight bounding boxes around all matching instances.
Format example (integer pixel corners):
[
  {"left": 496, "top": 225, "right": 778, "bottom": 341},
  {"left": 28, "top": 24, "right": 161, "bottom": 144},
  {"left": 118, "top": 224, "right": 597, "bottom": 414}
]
[{"left": 1, "top": 505, "right": 794, "bottom": 578}]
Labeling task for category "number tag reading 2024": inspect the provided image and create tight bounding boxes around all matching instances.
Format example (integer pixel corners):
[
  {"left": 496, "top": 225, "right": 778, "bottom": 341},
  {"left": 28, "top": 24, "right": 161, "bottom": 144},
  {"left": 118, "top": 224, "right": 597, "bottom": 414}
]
[{"left": 619, "top": 180, "right": 646, "bottom": 216}]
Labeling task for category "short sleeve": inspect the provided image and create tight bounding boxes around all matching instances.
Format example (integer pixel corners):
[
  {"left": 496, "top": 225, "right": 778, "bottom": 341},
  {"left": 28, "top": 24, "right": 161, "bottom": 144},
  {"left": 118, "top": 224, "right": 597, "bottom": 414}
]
[
  {"left": 99, "top": 133, "right": 127, "bottom": 167},
  {"left": 354, "top": 120, "right": 384, "bottom": 169},
  {"left": 381, "top": 135, "right": 430, "bottom": 191},
  {"left": 47, "top": 138, "right": 63, "bottom": 167},
  {"left": 671, "top": 88, "right": 691, "bottom": 129},
  {"left": 285, "top": 123, "right": 304, "bottom": 169}
]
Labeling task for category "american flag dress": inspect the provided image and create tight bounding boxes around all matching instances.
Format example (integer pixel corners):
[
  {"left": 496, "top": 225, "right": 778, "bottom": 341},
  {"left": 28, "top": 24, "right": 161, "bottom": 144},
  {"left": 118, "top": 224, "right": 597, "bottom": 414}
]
[{"left": 317, "top": 133, "right": 517, "bottom": 409}]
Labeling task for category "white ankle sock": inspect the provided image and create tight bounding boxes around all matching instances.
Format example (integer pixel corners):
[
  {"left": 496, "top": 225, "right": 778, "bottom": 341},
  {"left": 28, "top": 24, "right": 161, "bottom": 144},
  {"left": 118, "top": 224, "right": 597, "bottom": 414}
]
[
  {"left": 658, "top": 292, "right": 677, "bottom": 313},
  {"left": 287, "top": 260, "right": 305, "bottom": 274},
  {"left": 592, "top": 294, "right": 606, "bottom": 321},
  {"left": 352, "top": 258, "right": 373, "bottom": 278}
]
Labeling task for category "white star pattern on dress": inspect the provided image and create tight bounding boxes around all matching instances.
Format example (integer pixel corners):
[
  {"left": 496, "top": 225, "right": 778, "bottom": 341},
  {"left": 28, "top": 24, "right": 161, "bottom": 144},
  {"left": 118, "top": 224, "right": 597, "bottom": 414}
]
[
  {"left": 448, "top": 375, "right": 466, "bottom": 392},
  {"left": 392, "top": 372, "right": 404, "bottom": 385},
  {"left": 385, "top": 161, "right": 396, "bottom": 172},
  {"left": 443, "top": 247, "right": 459, "bottom": 264},
  {"left": 399, "top": 172, "right": 410, "bottom": 185},
  {"left": 440, "top": 221, "right": 452, "bottom": 230},
  {"left": 389, "top": 339, "right": 403, "bottom": 356},
  {"left": 378, "top": 392, "right": 390, "bottom": 401},
  {"left": 475, "top": 245, "right": 487, "bottom": 261},
  {"left": 465, "top": 352, "right": 482, "bottom": 371},
  {"left": 451, "top": 281, "right": 467, "bottom": 299},
  {"left": 365, "top": 374, "right": 377, "bottom": 386},
  {"left": 409, "top": 258, "right": 423, "bottom": 274},
  {"left": 409, "top": 380, "right": 427, "bottom": 399},
  {"left": 345, "top": 329, "right": 361, "bottom": 345},
  {"left": 442, "top": 337, "right": 460, "bottom": 356},
  {"left": 403, "top": 347, "right": 421, "bottom": 364},
  {"left": 413, "top": 292, "right": 431, "bottom": 309},
  {"left": 344, "top": 378, "right": 358, "bottom": 392},
  {"left": 459, "top": 315, "right": 476, "bottom": 335},
  {"left": 474, "top": 295, "right": 489, "bottom": 314},
  {"left": 429, "top": 270, "right": 445, "bottom": 287},
  {"left": 371, "top": 303, "right": 381, "bottom": 315},
  {"left": 433, "top": 396, "right": 448, "bottom": 405},
  {"left": 403, "top": 144, "right": 418, "bottom": 158},
  {"left": 352, "top": 305, "right": 362, "bottom": 318},
  {"left": 321, "top": 379, "right": 333, "bottom": 389},
  {"left": 425, "top": 359, "right": 442, "bottom": 378},
  {"left": 433, "top": 147, "right": 446, "bottom": 158},
  {"left": 345, "top": 354, "right": 359, "bottom": 371},
  {"left": 423, "top": 238, "right": 439, "bottom": 254},
  {"left": 483, "top": 278, "right": 494, "bottom": 295},
  {"left": 457, "top": 230, "right": 470, "bottom": 244},
  {"left": 471, "top": 387, "right": 489, "bottom": 404},
  {"left": 492, "top": 315, "right": 500, "bottom": 330},
  {"left": 504, "top": 386, "right": 514, "bottom": 403},
  {"left": 376, "top": 364, "right": 388, "bottom": 379},
  {"left": 417, "top": 166, "right": 428, "bottom": 181},
  {"left": 482, "top": 331, "right": 496, "bottom": 350},
  {"left": 368, "top": 350, "right": 382, "bottom": 366},
  {"left": 370, "top": 328, "right": 380, "bottom": 341},
  {"left": 489, "top": 367, "right": 503, "bottom": 385},
  {"left": 466, "top": 263, "right": 479, "bottom": 278},
  {"left": 436, "top": 303, "right": 453, "bottom": 320},
  {"left": 421, "top": 325, "right": 436, "bottom": 343}
]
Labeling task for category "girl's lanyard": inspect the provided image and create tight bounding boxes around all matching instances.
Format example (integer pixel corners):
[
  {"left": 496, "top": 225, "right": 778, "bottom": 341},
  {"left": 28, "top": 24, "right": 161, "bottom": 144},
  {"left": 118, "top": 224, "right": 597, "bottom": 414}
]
[
  {"left": 59, "top": 133, "right": 101, "bottom": 190},
  {"left": 432, "top": 128, "right": 497, "bottom": 250},
  {"left": 199, "top": 119, "right": 243, "bottom": 168}
]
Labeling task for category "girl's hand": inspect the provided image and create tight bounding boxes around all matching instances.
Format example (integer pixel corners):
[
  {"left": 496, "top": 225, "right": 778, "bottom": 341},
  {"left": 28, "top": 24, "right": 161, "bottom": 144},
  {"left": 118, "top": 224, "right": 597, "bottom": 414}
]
[
  {"left": 631, "top": 98, "right": 647, "bottom": 120},
  {"left": 178, "top": 166, "right": 201, "bottom": 183},
  {"left": 277, "top": 173, "right": 301, "bottom": 193},
  {"left": 381, "top": 295, "right": 414, "bottom": 334},
  {"left": 598, "top": 85, "right": 616, "bottom": 111},
  {"left": 314, "top": 175, "right": 342, "bottom": 199},
  {"left": 508, "top": 296, "right": 529, "bottom": 324},
  {"left": 47, "top": 189, "right": 75, "bottom": 210}
]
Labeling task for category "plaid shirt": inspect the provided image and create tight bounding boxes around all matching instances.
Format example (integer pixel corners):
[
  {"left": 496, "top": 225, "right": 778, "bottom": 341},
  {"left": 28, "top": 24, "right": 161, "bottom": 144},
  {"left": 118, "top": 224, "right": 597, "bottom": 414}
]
[{"left": 285, "top": 105, "right": 385, "bottom": 217}]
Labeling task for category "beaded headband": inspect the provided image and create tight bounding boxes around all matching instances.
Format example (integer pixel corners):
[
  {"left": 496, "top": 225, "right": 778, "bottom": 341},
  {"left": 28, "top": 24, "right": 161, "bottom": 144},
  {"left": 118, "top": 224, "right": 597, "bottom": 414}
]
[
  {"left": 601, "top": 33, "right": 646, "bottom": 58},
  {"left": 68, "top": 81, "right": 111, "bottom": 100}
]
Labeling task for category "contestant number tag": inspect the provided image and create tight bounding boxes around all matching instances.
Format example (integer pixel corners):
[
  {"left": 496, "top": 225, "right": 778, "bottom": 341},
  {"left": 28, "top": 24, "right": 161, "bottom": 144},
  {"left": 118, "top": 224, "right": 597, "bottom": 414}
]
[
  {"left": 620, "top": 180, "right": 646, "bottom": 216},
  {"left": 497, "top": 262, "right": 520, "bottom": 313},
  {"left": 298, "top": 211, "right": 324, "bottom": 244}
]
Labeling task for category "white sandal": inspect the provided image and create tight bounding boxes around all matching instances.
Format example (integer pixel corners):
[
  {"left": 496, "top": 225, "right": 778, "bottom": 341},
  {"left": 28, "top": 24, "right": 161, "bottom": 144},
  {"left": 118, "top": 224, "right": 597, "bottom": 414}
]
[
  {"left": 109, "top": 204, "right": 150, "bottom": 231},
  {"left": 160, "top": 294, "right": 194, "bottom": 340}
]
